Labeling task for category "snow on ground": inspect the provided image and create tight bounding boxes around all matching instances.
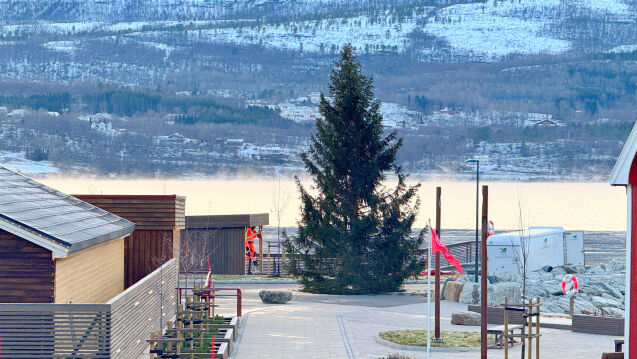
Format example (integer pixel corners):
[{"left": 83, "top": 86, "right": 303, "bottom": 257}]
[
  {"left": 576, "top": 0, "right": 631, "bottom": 15},
  {"left": 423, "top": 0, "right": 571, "bottom": 60},
  {"left": 192, "top": 11, "right": 425, "bottom": 53},
  {"left": 0, "top": 152, "right": 59, "bottom": 175},
  {"left": 609, "top": 44, "right": 637, "bottom": 53},
  {"left": 42, "top": 41, "right": 80, "bottom": 54},
  {"left": 380, "top": 102, "right": 420, "bottom": 129}
]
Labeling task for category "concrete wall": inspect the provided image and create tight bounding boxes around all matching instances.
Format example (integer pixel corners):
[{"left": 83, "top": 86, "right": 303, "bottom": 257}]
[{"left": 54, "top": 236, "right": 125, "bottom": 304}]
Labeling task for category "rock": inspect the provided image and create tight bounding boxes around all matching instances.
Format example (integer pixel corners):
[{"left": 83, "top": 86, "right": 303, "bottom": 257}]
[
  {"left": 526, "top": 283, "right": 550, "bottom": 298},
  {"left": 443, "top": 281, "right": 464, "bottom": 302},
  {"left": 491, "top": 282, "right": 521, "bottom": 305},
  {"left": 563, "top": 265, "right": 578, "bottom": 274},
  {"left": 259, "top": 290, "right": 292, "bottom": 304},
  {"left": 550, "top": 267, "right": 566, "bottom": 277},
  {"left": 574, "top": 298, "right": 599, "bottom": 315},
  {"left": 591, "top": 296, "right": 622, "bottom": 309},
  {"left": 600, "top": 307, "right": 624, "bottom": 317},
  {"left": 541, "top": 265, "right": 553, "bottom": 272},
  {"left": 551, "top": 291, "right": 565, "bottom": 296},
  {"left": 598, "top": 282, "right": 624, "bottom": 299},
  {"left": 451, "top": 312, "right": 481, "bottom": 326},
  {"left": 459, "top": 283, "right": 480, "bottom": 304},
  {"left": 579, "top": 284, "right": 603, "bottom": 297},
  {"left": 487, "top": 275, "right": 500, "bottom": 284}
]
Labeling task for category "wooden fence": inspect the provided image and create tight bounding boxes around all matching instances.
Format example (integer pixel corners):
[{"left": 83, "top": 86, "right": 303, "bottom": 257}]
[
  {"left": 0, "top": 303, "right": 111, "bottom": 358},
  {"left": 0, "top": 259, "right": 178, "bottom": 358}
]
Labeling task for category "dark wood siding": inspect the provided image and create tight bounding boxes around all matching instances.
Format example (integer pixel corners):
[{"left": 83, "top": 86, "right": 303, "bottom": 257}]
[
  {"left": 181, "top": 228, "right": 246, "bottom": 275},
  {"left": 186, "top": 214, "right": 269, "bottom": 228},
  {"left": 73, "top": 195, "right": 185, "bottom": 230},
  {"left": 124, "top": 230, "right": 174, "bottom": 288},
  {"left": 0, "top": 230, "right": 54, "bottom": 303},
  {"left": 73, "top": 195, "right": 184, "bottom": 288}
]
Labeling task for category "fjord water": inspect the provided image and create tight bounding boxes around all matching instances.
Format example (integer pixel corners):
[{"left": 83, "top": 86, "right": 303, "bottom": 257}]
[{"left": 43, "top": 178, "right": 626, "bottom": 231}]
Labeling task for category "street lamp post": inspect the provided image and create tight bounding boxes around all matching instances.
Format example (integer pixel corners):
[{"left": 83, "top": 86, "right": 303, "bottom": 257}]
[{"left": 465, "top": 159, "right": 479, "bottom": 282}]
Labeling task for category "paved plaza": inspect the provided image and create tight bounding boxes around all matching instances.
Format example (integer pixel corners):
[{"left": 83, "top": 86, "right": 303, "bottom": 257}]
[{"left": 214, "top": 283, "right": 618, "bottom": 359}]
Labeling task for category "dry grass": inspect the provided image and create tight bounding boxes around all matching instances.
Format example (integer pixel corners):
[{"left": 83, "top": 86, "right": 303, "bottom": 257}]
[{"left": 379, "top": 330, "right": 493, "bottom": 347}]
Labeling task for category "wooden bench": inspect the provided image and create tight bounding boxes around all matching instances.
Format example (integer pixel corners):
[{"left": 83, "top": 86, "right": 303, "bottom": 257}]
[{"left": 487, "top": 324, "right": 523, "bottom": 349}]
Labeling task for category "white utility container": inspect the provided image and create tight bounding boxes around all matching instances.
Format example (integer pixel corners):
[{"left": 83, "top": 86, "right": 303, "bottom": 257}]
[{"left": 486, "top": 227, "right": 584, "bottom": 278}]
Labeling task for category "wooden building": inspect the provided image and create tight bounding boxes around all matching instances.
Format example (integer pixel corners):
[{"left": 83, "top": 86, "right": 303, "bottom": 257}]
[
  {"left": 181, "top": 213, "right": 269, "bottom": 275},
  {"left": 0, "top": 167, "right": 135, "bottom": 303},
  {"left": 610, "top": 122, "right": 637, "bottom": 357},
  {"left": 73, "top": 195, "right": 185, "bottom": 288}
]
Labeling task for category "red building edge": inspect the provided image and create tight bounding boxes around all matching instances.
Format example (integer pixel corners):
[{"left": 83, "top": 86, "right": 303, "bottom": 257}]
[{"left": 610, "top": 121, "right": 637, "bottom": 356}]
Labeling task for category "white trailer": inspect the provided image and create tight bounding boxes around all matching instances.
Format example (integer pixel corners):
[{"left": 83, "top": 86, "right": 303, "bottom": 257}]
[{"left": 486, "top": 227, "right": 584, "bottom": 278}]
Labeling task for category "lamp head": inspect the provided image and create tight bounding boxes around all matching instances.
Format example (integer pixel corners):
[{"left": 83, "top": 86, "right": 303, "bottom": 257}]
[{"left": 464, "top": 159, "right": 479, "bottom": 164}]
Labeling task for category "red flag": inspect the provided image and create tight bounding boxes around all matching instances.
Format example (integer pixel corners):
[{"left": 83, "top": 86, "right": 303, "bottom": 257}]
[{"left": 430, "top": 226, "right": 463, "bottom": 273}]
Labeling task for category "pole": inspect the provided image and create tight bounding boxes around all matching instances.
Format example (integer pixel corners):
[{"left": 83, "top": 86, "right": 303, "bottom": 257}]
[
  {"left": 435, "top": 187, "right": 441, "bottom": 341},
  {"left": 426, "top": 220, "right": 432, "bottom": 359},
  {"left": 480, "top": 185, "right": 489, "bottom": 359},
  {"left": 475, "top": 160, "right": 479, "bottom": 283}
]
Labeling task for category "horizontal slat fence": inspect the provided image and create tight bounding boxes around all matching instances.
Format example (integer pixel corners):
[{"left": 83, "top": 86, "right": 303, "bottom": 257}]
[
  {"left": 0, "top": 260, "right": 178, "bottom": 359},
  {"left": 109, "top": 259, "right": 178, "bottom": 359},
  {"left": 0, "top": 303, "right": 111, "bottom": 358}
]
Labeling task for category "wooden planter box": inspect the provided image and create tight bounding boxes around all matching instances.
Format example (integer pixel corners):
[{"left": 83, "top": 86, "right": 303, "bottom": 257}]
[
  {"left": 213, "top": 328, "right": 234, "bottom": 354},
  {"left": 572, "top": 314, "right": 624, "bottom": 336},
  {"left": 207, "top": 317, "right": 240, "bottom": 339}
]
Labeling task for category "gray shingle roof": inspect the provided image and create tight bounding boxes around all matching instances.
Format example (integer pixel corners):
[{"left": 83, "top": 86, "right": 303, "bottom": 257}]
[{"left": 0, "top": 167, "right": 134, "bottom": 254}]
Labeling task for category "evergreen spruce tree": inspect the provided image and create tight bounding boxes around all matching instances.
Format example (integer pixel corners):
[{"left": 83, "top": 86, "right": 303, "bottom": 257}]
[{"left": 283, "top": 44, "right": 424, "bottom": 294}]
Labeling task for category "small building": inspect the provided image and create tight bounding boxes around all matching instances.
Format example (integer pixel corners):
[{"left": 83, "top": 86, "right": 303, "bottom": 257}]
[
  {"left": 181, "top": 213, "right": 269, "bottom": 275},
  {"left": 610, "top": 122, "right": 637, "bottom": 357},
  {"left": 73, "top": 195, "right": 185, "bottom": 288},
  {"left": 0, "top": 167, "right": 134, "bottom": 303},
  {"left": 487, "top": 227, "right": 584, "bottom": 278}
]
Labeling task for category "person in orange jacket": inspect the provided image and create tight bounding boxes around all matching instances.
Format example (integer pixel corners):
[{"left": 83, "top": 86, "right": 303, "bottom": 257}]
[{"left": 245, "top": 226, "right": 259, "bottom": 273}]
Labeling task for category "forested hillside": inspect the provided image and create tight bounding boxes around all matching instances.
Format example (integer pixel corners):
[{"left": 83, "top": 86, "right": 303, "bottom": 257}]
[{"left": 0, "top": 0, "right": 634, "bottom": 177}]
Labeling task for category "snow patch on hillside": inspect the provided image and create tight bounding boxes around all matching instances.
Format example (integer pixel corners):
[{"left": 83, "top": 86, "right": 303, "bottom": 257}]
[
  {"left": 194, "top": 12, "right": 423, "bottom": 53},
  {"left": 423, "top": 0, "right": 571, "bottom": 60}
]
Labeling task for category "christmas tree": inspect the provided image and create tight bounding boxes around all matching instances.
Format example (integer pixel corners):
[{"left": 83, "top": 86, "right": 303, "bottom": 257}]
[{"left": 284, "top": 44, "right": 424, "bottom": 294}]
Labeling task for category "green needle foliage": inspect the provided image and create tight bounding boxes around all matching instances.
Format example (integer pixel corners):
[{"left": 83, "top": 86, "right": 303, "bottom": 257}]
[{"left": 283, "top": 44, "right": 424, "bottom": 294}]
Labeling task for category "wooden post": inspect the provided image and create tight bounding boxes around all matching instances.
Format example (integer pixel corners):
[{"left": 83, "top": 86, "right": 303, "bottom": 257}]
[
  {"left": 480, "top": 185, "right": 488, "bottom": 359},
  {"left": 536, "top": 297, "right": 541, "bottom": 359},
  {"left": 435, "top": 186, "right": 442, "bottom": 341},
  {"left": 528, "top": 297, "right": 533, "bottom": 359},
  {"left": 504, "top": 297, "right": 509, "bottom": 359},
  {"left": 569, "top": 296, "right": 575, "bottom": 317},
  {"left": 258, "top": 225, "right": 264, "bottom": 274}
]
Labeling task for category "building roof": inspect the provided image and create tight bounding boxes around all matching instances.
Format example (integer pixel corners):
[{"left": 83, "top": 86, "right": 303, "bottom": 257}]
[
  {"left": 610, "top": 121, "right": 637, "bottom": 186},
  {"left": 185, "top": 213, "right": 269, "bottom": 229},
  {"left": 0, "top": 167, "right": 134, "bottom": 257}
]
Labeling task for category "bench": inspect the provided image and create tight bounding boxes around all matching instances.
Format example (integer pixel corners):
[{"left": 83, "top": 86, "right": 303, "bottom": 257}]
[{"left": 487, "top": 324, "right": 523, "bottom": 349}]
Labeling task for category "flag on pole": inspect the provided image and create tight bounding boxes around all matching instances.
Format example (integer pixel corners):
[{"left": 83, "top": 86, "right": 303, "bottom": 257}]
[
  {"left": 426, "top": 223, "right": 432, "bottom": 358},
  {"left": 430, "top": 225, "right": 464, "bottom": 273}
]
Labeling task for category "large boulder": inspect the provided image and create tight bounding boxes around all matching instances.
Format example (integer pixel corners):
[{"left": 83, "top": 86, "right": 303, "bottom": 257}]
[
  {"left": 451, "top": 312, "right": 481, "bottom": 326},
  {"left": 259, "top": 290, "right": 292, "bottom": 304},
  {"left": 443, "top": 281, "right": 464, "bottom": 302},
  {"left": 459, "top": 283, "right": 480, "bottom": 304},
  {"left": 491, "top": 282, "right": 522, "bottom": 305},
  {"left": 591, "top": 296, "right": 622, "bottom": 309}
]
